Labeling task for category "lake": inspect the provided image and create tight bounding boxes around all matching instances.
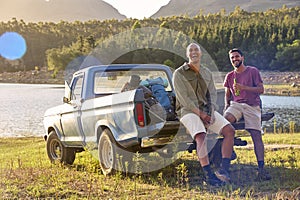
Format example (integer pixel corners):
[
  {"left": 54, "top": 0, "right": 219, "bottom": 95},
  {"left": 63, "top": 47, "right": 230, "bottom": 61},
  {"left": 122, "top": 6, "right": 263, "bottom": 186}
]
[
  {"left": 0, "top": 83, "right": 64, "bottom": 137},
  {"left": 261, "top": 95, "right": 300, "bottom": 133},
  {"left": 0, "top": 83, "right": 299, "bottom": 137}
]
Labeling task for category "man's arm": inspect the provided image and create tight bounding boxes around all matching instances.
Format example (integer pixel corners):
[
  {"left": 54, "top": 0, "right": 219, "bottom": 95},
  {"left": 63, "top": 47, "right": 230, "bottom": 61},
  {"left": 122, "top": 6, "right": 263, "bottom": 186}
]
[
  {"left": 235, "top": 82, "right": 264, "bottom": 94},
  {"left": 191, "top": 107, "right": 212, "bottom": 125},
  {"left": 207, "top": 74, "right": 219, "bottom": 111},
  {"left": 224, "top": 87, "right": 232, "bottom": 111}
]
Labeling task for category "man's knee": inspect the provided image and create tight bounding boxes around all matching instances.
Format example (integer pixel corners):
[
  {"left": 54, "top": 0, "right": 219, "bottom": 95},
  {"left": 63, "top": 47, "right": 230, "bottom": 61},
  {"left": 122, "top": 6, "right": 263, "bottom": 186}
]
[
  {"left": 194, "top": 132, "right": 206, "bottom": 143},
  {"left": 247, "top": 129, "right": 263, "bottom": 141},
  {"left": 247, "top": 129, "right": 261, "bottom": 134},
  {"left": 222, "top": 124, "right": 235, "bottom": 138},
  {"left": 224, "top": 112, "right": 236, "bottom": 123}
]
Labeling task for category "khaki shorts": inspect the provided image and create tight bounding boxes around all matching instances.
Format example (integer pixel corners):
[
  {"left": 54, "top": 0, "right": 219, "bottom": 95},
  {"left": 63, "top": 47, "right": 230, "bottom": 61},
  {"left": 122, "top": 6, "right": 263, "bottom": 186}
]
[
  {"left": 180, "top": 111, "right": 230, "bottom": 139},
  {"left": 224, "top": 101, "right": 261, "bottom": 131}
]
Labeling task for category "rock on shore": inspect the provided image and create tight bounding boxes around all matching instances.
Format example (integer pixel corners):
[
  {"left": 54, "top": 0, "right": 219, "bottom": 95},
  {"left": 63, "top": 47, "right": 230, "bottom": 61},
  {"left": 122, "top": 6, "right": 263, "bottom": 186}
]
[
  {"left": 0, "top": 67, "right": 65, "bottom": 84},
  {"left": 261, "top": 71, "right": 300, "bottom": 85},
  {"left": 0, "top": 68, "right": 300, "bottom": 88}
]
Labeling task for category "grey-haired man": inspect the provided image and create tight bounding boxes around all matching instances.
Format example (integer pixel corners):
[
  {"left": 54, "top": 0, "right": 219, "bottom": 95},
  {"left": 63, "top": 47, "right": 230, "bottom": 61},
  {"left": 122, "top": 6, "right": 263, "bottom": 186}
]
[{"left": 173, "top": 43, "right": 235, "bottom": 186}]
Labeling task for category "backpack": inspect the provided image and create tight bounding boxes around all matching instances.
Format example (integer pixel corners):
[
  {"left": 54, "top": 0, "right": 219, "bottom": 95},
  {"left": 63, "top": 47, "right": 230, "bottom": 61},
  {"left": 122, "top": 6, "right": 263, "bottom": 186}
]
[
  {"left": 144, "top": 96, "right": 167, "bottom": 125},
  {"left": 144, "top": 77, "right": 177, "bottom": 121}
]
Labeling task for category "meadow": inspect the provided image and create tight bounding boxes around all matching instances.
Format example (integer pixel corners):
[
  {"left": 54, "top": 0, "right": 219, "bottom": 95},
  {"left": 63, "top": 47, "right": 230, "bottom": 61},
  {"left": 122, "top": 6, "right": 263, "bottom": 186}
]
[
  {"left": 0, "top": 133, "right": 299, "bottom": 199},
  {"left": 264, "top": 84, "right": 300, "bottom": 96}
]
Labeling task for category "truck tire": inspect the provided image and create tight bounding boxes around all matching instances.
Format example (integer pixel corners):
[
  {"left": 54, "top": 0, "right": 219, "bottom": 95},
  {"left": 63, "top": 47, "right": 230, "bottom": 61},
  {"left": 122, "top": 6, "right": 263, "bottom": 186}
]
[
  {"left": 98, "top": 129, "right": 135, "bottom": 176},
  {"left": 46, "top": 130, "right": 76, "bottom": 165},
  {"left": 98, "top": 129, "right": 118, "bottom": 176}
]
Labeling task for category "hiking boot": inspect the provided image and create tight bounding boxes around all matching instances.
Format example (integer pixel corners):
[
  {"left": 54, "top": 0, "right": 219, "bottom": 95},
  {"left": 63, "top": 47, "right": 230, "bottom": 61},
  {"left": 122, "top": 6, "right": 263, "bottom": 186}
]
[
  {"left": 215, "top": 168, "right": 231, "bottom": 182},
  {"left": 204, "top": 173, "right": 225, "bottom": 187},
  {"left": 256, "top": 168, "right": 272, "bottom": 181},
  {"left": 231, "top": 150, "right": 237, "bottom": 160}
]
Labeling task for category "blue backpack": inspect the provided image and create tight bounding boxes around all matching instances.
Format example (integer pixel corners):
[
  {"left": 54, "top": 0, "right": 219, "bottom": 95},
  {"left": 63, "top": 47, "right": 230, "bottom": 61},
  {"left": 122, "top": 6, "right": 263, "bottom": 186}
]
[{"left": 143, "top": 77, "right": 177, "bottom": 120}]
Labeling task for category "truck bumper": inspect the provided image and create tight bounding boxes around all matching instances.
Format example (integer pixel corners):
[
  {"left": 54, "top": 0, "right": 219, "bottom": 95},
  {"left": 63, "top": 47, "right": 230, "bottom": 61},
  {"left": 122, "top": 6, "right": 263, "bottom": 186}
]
[{"left": 141, "top": 134, "right": 193, "bottom": 148}]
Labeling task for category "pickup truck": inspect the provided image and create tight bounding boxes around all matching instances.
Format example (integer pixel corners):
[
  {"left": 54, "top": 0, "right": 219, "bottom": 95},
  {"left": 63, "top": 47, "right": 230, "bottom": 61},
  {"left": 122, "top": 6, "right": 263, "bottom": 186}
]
[{"left": 43, "top": 64, "right": 274, "bottom": 175}]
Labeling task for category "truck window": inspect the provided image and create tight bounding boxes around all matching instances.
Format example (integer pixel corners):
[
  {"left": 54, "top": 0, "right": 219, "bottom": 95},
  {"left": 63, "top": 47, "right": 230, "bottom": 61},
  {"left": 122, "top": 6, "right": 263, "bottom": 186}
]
[
  {"left": 72, "top": 76, "right": 84, "bottom": 100},
  {"left": 94, "top": 70, "right": 172, "bottom": 94}
]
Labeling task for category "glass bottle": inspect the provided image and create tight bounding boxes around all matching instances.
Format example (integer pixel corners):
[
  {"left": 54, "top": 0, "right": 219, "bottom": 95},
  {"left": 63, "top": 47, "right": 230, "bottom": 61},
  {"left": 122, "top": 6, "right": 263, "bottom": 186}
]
[{"left": 234, "top": 78, "right": 240, "bottom": 96}]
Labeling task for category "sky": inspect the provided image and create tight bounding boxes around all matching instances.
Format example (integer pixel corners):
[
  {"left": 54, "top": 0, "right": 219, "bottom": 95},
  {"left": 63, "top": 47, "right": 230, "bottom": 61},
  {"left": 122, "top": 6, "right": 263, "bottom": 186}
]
[{"left": 102, "top": 0, "right": 171, "bottom": 19}]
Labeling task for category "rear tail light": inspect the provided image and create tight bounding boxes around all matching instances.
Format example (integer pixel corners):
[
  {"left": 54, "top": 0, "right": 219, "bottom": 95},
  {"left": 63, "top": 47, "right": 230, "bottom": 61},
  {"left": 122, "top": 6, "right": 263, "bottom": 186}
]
[{"left": 135, "top": 103, "right": 145, "bottom": 127}]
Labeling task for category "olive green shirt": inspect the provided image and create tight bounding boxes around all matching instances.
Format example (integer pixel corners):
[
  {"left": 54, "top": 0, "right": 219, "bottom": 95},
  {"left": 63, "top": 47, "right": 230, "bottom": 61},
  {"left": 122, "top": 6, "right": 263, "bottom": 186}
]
[{"left": 172, "top": 63, "right": 218, "bottom": 118}]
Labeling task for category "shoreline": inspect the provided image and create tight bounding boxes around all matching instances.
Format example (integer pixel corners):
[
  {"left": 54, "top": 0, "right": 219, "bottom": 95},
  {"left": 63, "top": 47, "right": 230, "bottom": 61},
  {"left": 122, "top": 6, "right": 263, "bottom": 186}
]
[{"left": 1, "top": 69, "right": 300, "bottom": 96}]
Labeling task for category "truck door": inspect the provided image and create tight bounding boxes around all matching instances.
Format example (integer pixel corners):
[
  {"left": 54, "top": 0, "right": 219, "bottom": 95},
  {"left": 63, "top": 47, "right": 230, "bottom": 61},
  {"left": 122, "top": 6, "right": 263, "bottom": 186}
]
[{"left": 60, "top": 75, "right": 85, "bottom": 143}]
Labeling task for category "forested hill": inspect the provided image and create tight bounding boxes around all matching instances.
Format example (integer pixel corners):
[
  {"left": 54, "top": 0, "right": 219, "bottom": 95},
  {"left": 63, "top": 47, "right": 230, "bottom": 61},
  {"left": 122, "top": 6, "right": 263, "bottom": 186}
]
[
  {"left": 0, "top": 0, "right": 126, "bottom": 22},
  {"left": 0, "top": 7, "right": 299, "bottom": 73},
  {"left": 153, "top": 0, "right": 300, "bottom": 18}
]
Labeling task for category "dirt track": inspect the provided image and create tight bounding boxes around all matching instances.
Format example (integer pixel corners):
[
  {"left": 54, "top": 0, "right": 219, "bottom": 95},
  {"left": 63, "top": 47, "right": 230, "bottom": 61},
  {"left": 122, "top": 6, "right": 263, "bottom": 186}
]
[{"left": 236, "top": 144, "right": 300, "bottom": 150}]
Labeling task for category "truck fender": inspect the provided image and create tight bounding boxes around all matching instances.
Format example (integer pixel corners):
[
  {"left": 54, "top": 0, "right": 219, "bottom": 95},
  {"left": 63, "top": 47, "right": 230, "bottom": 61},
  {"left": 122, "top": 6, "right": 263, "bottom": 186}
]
[
  {"left": 44, "top": 125, "right": 64, "bottom": 142},
  {"left": 94, "top": 120, "right": 118, "bottom": 143}
]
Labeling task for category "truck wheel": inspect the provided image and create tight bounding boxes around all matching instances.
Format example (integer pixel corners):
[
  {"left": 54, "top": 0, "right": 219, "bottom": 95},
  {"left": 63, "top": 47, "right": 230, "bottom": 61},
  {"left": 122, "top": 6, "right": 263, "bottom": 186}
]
[
  {"left": 46, "top": 130, "right": 76, "bottom": 165},
  {"left": 98, "top": 129, "right": 118, "bottom": 176}
]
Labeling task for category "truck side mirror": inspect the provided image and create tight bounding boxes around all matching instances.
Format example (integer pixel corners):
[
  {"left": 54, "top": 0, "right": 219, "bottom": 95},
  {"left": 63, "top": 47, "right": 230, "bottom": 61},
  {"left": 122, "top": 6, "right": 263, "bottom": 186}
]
[
  {"left": 63, "top": 81, "right": 71, "bottom": 103},
  {"left": 63, "top": 96, "right": 69, "bottom": 103}
]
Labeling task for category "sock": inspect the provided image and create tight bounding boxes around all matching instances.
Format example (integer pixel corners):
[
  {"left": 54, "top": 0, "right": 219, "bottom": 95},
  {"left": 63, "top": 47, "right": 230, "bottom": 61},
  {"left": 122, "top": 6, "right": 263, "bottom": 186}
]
[
  {"left": 258, "top": 161, "right": 264, "bottom": 169},
  {"left": 221, "top": 158, "right": 231, "bottom": 172},
  {"left": 203, "top": 164, "right": 213, "bottom": 177}
]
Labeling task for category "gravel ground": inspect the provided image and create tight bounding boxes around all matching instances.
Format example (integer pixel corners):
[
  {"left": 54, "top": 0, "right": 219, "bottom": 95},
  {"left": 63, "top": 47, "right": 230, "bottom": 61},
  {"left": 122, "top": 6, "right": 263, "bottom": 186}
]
[{"left": 261, "top": 71, "right": 300, "bottom": 85}]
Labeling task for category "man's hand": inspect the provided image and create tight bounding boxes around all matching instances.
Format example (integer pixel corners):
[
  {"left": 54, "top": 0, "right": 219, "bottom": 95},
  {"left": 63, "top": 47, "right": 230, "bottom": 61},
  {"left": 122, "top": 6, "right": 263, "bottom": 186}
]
[
  {"left": 200, "top": 112, "right": 211, "bottom": 126},
  {"left": 233, "top": 82, "right": 243, "bottom": 91}
]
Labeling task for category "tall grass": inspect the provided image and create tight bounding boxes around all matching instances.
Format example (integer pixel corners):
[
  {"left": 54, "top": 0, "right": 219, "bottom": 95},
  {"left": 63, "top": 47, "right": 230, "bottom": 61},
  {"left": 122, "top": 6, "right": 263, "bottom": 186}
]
[{"left": 0, "top": 134, "right": 299, "bottom": 199}]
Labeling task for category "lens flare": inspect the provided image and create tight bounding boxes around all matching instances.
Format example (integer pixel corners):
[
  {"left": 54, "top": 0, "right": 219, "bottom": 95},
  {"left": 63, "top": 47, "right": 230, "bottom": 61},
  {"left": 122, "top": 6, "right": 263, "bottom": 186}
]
[{"left": 0, "top": 32, "right": 27, "bottom": 60}]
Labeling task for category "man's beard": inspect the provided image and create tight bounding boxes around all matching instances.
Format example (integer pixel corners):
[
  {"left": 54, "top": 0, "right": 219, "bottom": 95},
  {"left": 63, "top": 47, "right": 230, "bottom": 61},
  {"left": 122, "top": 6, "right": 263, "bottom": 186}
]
[{"left": 234, "top": 60, "right": 243, "bottom": 68}]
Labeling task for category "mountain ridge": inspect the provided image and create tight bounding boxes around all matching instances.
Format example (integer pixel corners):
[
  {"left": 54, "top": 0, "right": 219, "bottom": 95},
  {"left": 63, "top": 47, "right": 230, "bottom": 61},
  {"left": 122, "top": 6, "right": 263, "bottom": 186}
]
[
  {"left": 152, "top": 0, "right": 300, "bottom": 18},
  {"left": 1, "top": 0, "right": 299, "bottom": 23},
  {"left": 0, "top": 0, "right": 126, "bottom": 22}
]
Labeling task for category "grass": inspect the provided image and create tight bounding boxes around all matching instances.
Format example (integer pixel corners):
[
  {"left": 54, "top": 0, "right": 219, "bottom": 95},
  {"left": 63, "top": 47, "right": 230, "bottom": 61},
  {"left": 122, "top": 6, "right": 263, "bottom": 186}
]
[
  {"left": 215, "top": 83, "right": 300, "bottom": 96},
  {"left": 0, "top": 134, "right": 300, "bottom": 199},
  {"left": 236, "top": 131, "right": 300, "bottom": 145},
  {"left": 264, "top": 84, "right": 300, "bottom": 96}
]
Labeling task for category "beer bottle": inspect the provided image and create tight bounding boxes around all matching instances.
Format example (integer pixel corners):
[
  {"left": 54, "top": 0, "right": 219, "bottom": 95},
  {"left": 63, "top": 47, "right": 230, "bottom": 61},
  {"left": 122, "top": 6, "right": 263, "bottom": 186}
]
[{"left": 234, "top": 78, "right": 240, "bottom": 96}]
